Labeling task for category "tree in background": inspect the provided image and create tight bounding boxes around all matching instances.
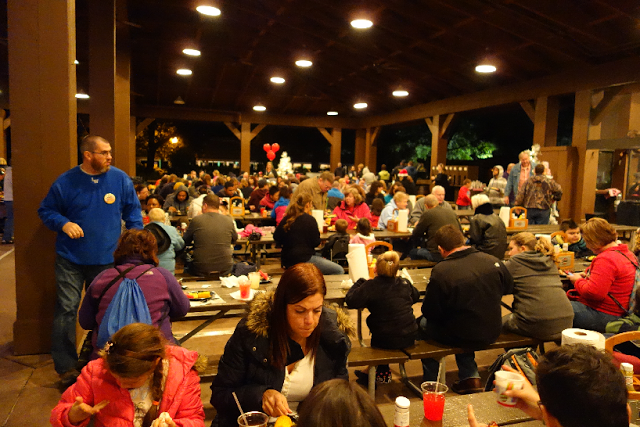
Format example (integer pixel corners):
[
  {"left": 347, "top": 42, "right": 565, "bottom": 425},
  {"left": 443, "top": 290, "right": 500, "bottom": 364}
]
[
  {"left": 136, "top": 120, "right": 183, "bottom": 177},
  {"left": 388, "top": 119, "right": 497, "bottom": 163}
]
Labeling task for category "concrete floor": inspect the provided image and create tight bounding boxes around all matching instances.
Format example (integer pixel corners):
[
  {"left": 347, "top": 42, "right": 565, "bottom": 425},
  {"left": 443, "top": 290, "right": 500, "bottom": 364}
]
[{"left": 0, "top": 248, "right": 515, "bottom": 426}]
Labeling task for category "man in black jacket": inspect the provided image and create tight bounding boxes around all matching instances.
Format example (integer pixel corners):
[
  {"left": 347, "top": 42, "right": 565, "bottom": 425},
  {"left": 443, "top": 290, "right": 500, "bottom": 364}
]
[{"left": 420, "top": 224, "right": 513, "bottom": 394}]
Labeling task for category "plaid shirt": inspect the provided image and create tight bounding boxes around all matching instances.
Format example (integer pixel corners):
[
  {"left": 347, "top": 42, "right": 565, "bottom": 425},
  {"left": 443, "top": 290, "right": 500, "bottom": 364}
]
[{"left": 515, "top": 175, "right": 562, "bottom": 209}]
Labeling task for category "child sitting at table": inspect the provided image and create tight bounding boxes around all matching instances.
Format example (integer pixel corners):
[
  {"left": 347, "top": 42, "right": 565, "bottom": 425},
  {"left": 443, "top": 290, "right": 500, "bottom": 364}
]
[
  {"left": 369, "top": 198, "right": 384, "bottom": 228},
  {"left": 350, "top": 218, "right": 376, "bottom": 252},
  {"left": 321, "top": 219, "right": 350, "bottom": 259},
  {"left": 551, "top": 219, "right": 593, "bottom": 258},
  {"left": 345, "top": 251, "right": 420, "bottom": 384}
]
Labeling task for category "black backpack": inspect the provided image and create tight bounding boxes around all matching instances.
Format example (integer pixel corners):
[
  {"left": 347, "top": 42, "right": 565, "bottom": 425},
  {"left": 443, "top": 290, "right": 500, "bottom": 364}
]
[{"left": 484, "top": 347, "right": 539, "bottom": 391}]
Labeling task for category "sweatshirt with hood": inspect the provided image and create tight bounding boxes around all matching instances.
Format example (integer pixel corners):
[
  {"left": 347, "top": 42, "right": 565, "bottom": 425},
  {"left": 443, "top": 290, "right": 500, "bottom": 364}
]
[
  {"left": 163, "top": 184, "right": 192, "bottom": 213},
  {"left": 503, "top": 251, "right": 574, "bottom": 339}
]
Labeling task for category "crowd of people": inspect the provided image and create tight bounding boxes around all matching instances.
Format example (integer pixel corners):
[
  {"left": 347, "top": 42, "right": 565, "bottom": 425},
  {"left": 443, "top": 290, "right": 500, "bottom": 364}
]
[{"left": 35, "top": 135, "right": 640, "bottom": 427}]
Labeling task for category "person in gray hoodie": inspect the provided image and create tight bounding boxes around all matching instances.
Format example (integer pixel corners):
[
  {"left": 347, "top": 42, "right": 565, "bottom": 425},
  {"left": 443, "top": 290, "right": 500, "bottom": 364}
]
[
  {"left": 163, "top": 184, "right": 192, "bottom": 213},
  {"left": 502, "top": 232, "right": 574, "bottom": 340}
]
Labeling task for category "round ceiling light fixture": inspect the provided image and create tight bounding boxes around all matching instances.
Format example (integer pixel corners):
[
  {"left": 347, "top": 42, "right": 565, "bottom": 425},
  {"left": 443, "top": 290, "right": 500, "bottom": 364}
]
[
  {"left": 174, "top": 96, "right": 185, "bottom": 105},
  {"left": 351, "top": 19, "right": 373, "bottom": 29},
  {"left": 75, "top": 92, "right": 90, "bottom": 99},
  {"left": 392, "top": 90, "right": 409, "bottom": 97},
  {"left": 253, "top": 105, "right": 266, "bottom": 112},
  {"left": 353, "top": 102, "right": 368, "bottom": 109},
  {"left": 183, "top": 48, "right": 201, "bottom": 56},
  {"left": 196, "top": 5, "right": 221, "bottom": 16},
  {"left": 327, "top": 111, "right": 338, "bottom": 116},
  {"left": 475, "top": 64, "right": 497, "bottom": 73},
  {"left": 295, "top": 59, "right": 313, "bottom": 67},
  {"left": 270, "top": 76, "right": 285, "bottom": 84},
  {"left": 176, "top": 68, "right": 193, "bottom": 76}
]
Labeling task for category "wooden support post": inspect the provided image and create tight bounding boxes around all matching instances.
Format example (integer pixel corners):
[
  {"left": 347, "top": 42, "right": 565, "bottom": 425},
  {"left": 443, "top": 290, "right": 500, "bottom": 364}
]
[
  {"left": 136, "top": 117, "right": 155, "bottom": 134},
  {"left": 89, "top": 0, "right": 133, "bottom": 175},
  {"left": 572, "top": 90, "right": 598, "bottom": 221},
  {"left": 591, "top": 86, "right": 626, "bottom": 126},
  {"left": 519, "top": 101, "right": 535, "bottom": 122},
  {"left": 0, "top": 109, "right": 7, "bottom": 160},
  {"left": 426, "top": 114, "right": 454, "bottom": 173},
  {"left": 364, "top": 127, "right": 380, "bottom": 171},
  {"left": 355, "top": 129, "right": 366, "bottom": 166},
  {"left": 318, "top": 128, "right": 342, "bottom": 170},
  {"left": 8, "top": 0, "right": 77, "bottom": 354},
  {"left": 533, "top": 96, "right": 559, "bottom": 147},
  {"left": 224, "top": 122, "right": 266, "bottom": 172}
]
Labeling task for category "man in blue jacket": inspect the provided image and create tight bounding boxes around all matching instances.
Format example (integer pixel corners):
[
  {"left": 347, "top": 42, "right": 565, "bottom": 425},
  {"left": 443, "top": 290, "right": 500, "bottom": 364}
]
[
  {"left": 504, "top": 151, "right": 534, "bottom": 206},
  {"left": 38, "top": 135, "right": 143, "bottom": 386}
]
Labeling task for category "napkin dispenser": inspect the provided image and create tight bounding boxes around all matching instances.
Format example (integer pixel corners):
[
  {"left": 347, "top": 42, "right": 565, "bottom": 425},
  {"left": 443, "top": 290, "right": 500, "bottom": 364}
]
[
  {"left": 509, "top": 207, "right": 528, "bottom": 229},
  {"left": 387, "top": 209, "right": 399, "bottom": 232}
]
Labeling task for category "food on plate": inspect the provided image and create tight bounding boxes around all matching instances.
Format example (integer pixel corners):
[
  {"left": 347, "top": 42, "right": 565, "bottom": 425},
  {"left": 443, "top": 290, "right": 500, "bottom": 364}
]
[
  {"left": 274, "top": 415, "right": 294, "bottom": 427},
  {"left": 184, "top": 290, "right": 211, "bottom": 299}
]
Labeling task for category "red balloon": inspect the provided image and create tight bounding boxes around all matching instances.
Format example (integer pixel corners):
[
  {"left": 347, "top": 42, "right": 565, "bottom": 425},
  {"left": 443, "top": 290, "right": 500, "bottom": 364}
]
[
  {"left": 272, "top": 143, "right": 280, "bottom": 153},
  {"left": 267, "top": 150, "right": 276, "bottom": 161},
  {"left": 263, "top": 143, "right": 271, "bottom": 153}
]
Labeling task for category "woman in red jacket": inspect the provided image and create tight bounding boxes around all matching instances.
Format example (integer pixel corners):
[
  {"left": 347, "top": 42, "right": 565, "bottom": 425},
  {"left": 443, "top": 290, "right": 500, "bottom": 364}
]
[
  {"left": 51, "top": 323, "right": 205, "bottom": 427},
  {"left": 332, "top": 186, "right": 371, "bottom": 230},
  {"left": 568, "top": 218, "right": 636, "bottom": 332}
]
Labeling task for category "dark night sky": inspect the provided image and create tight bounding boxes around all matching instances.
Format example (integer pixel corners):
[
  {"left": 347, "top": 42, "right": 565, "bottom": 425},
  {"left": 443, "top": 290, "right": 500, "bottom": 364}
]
[{"left": 170, "top": 96, "right": 575, "bottom": 178}]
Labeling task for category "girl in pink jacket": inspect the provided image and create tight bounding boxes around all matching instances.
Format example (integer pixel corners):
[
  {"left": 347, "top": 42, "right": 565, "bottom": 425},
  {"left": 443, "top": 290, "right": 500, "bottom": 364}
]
[{"left": 51, "top": 323, "right": 205, "bottom": 427}]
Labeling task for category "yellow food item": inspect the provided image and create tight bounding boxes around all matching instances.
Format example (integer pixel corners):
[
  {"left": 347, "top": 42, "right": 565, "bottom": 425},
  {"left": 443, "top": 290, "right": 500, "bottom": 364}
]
[
  {"left": 197, "top": 291, "right": 211, "bottom": 299},
  {"left": 274, "top": 416, "right": 293, "bottom": 427}
]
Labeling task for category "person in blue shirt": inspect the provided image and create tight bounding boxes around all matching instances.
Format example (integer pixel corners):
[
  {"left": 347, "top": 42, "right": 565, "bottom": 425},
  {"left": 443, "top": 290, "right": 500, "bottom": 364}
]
[
  {"left": 38, "top": 135, "right": 143, "bottom": 387},
  {"left": 147, "top": 208, "right": 185, "bottom": 273}
]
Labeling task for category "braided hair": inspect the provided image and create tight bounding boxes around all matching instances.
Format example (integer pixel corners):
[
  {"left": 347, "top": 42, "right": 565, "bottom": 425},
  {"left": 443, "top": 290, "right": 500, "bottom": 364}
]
[{"left": 100, "top": 323, "right": 167, "bottom": 427}]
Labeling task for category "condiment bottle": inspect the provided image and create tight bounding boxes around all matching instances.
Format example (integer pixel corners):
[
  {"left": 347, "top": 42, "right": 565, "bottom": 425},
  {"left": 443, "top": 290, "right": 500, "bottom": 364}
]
[
  {"left": 394, "top": 396, "right": 410, "bottom": 427},
  {"left": 621, "top": 362, "right": 635, "bottom": 392}
]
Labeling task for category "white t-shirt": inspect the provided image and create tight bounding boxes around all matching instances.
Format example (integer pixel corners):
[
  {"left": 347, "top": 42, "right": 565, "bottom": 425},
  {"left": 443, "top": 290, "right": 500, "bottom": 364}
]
[
  {"left": 280, "top": 351, "right": 315, "bottom": 412},
  {"left": 129, "top": 359, "right": 168, "bottom": 427}
]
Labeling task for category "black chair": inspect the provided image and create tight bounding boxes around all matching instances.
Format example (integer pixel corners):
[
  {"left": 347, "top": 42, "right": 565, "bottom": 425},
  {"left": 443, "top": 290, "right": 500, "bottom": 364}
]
[{"left": 330, "top": 238, "right": 350, "bottom": 266}]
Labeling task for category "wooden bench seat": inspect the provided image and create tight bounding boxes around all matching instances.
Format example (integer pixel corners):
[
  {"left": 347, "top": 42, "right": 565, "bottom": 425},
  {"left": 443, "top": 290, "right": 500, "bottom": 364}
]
[
  {"left": 347, "top": 347, "right": 409, "bottom": 399},
  {"left": 199, "top": 356, "right": 220, "bottom": 382},
  {"left": 398, "top": 259, "right": 438, "bottom": 269}
]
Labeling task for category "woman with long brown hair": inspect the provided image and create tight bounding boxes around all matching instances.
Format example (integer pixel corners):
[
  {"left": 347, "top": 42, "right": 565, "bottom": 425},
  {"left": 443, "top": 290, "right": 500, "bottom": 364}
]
[
  {"left": 274, "top": 193, "right": 344, "bottom": 274},
  {"left": 79, "top": 229, "right": 190, "bottom": 361},
  {"left": 210, "top": 263, "right": 353, "bottom": 427},
  {"left": 51, "top": 323, "right": 205, "bottom": 427}
]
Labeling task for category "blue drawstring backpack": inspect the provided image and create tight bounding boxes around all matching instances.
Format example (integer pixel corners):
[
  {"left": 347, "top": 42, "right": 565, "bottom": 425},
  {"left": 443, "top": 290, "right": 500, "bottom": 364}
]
[{"left": 96, "top": 266, "right": 154, "bottom": 349}]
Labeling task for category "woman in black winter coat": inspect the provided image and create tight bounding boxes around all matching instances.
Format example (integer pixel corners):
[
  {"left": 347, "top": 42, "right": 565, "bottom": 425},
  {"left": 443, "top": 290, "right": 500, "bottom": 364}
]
[
  {"left": 345, "top": 251, "right": 420, "bottom": 384},
  {"left": 210, "top": 263, "right": 354, "bottom": 427}
]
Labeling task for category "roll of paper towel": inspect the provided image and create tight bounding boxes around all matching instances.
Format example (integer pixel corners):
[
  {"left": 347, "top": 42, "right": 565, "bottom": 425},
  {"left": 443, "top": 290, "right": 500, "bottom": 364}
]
[
  {"left": 409, "top": 195, "right": 416, "bottom": 207},
  {"left": 499, "top": 206, "right": 511, "bottom": 227},
  {"left": 397, "top": 209, "right": 409, "bottom": 232},
  {"left": 561, "top": 328, "right": 605, "bottom": 350},
  {"left": 346, "top": 244, "right": 369, "bottom": 282},
  {"left": 311, "top": 210, "right": 324, "bottom": 233}
]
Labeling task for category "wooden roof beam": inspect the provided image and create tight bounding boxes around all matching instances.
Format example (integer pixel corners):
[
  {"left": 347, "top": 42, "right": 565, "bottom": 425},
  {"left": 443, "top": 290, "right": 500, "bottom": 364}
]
[{"left": 591, "top": 86, "right": 626, "bottom": 126}]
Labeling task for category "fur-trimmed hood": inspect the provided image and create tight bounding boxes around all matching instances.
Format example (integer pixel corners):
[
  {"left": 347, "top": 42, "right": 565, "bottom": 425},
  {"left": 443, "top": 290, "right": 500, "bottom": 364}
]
[{"left": 245, "top": 290, "right": 356, "bottom": 339}]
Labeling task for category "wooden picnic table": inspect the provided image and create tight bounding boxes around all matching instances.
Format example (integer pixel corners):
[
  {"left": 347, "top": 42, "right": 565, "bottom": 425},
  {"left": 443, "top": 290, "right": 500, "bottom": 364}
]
[
  {"left": 176, "top": 268, "right": 433, "bottom": 345},
  {"left": 377, "top": 391, "right": 541, "bottom": 427},
  {"left": 505, "top": 223, "right": 637, "bottom": 242},
  {"left": 237, "top": 229, "right": 413, "bottom": 267}
]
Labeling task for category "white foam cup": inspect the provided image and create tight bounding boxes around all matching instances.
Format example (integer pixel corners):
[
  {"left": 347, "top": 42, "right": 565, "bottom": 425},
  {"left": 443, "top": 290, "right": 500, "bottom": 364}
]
[{"left": 494, "top": 370, "right": 525, "bottom": 407}]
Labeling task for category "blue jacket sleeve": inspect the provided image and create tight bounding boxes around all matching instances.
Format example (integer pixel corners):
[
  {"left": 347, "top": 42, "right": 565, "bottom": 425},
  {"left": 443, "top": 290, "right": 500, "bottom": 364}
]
[
  {"left": 121, "top": 177, "right": 143, "bottom": 230},
  {"left": 38, "top": 183, "right": 71, "bottom": 232}
]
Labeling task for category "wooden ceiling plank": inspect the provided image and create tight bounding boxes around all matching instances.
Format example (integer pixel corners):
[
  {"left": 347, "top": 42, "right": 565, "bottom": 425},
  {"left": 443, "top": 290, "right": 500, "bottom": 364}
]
[{"left": 209, "top": 63, "right": 227, "bottom": 109}]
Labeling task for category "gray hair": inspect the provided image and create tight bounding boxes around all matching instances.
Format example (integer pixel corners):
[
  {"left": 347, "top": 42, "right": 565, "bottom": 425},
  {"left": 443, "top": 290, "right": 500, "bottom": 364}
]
[{"left": 471, "top": 194, "right": 490, "bottom": 210}]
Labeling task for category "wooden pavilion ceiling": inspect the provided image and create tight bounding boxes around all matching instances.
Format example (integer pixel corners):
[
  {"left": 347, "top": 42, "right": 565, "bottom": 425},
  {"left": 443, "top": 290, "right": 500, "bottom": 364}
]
[{"left": 5, "top": 0, "right": 640, "bottom": 119}]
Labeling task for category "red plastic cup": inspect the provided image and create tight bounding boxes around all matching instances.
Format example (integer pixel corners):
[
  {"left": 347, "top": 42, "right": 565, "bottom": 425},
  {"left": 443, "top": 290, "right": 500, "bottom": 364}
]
[
  {"left": 422, "top": 381, "right": 447, "bottom": 421},
  {"left": 239, "top": 281, "right": 251, "bottom": 299}
]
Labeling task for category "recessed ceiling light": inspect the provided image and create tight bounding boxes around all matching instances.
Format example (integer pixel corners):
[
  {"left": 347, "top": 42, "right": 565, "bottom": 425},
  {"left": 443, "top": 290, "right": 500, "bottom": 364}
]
[
  {"left": 74, "top": 59, "right": 79, "bottom": 65},
  {"left": 295, "top": 59, "right": 313, "bottom": 67},
  {"left": 270, "top": 77, "right": 285, "bottom": 84},
  {"left": 196, "top": 5, "right": 221, "bottom": 16},
  {"left": 176, "top": 69, "right": 193, "bottom": 76},
  {"left": 75, "top": 93, "right": 90, "bottom": 99},
  {"left": 475, "top": 64, "right": 497, "bottom": 73},
  {"left": 183, "top": 48, "right": 201, "bottom": 56},
  {"left": 393, "top": 90, "right": 409, "bottom": 97},
  {"left": 354, "top": 102, "right": 368, "bottom": 109},
  {"left": 327, "top": 111, "right": 338, "bottom": 116},
  {"left": 351, "top": 19, "right": 373, "bottom": 29},
  {"left": 253, "top": 105, "right": 266, "bottom": 112},
  {"left": 174, "top": 96, "right": 185, "bottom": 105}
]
